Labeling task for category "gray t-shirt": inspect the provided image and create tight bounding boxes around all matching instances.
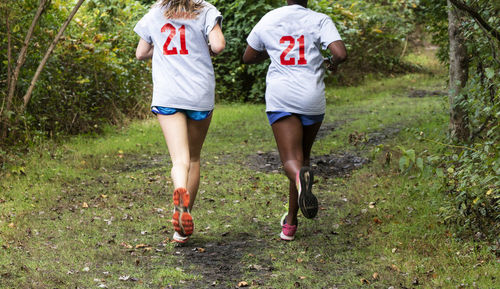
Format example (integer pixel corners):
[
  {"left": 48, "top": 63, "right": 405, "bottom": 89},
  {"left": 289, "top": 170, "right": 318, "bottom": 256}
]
[
  {"left": 247, "top": 5, "right": 342, "bottom": 115},
  {"left": 134, "top": 2, "right": 222, "bottom": 111}
]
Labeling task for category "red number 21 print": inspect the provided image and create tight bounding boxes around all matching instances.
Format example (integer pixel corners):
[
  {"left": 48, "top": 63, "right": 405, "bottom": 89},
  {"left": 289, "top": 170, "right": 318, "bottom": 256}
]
[
  {"left": 161, "top": 23, "right": 189, "bottom": 55},
  {"left": 280, "top": 35, "right": 307, "bottom": 65}
]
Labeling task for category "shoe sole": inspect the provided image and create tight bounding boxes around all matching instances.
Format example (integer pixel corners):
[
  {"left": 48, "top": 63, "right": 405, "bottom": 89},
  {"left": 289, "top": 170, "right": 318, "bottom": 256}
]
[
  {"left": 172, "top": 232, "right": 189, "bottom": 244},
  {"left": 297, "top": 167, "right": 318, "bottom": 219},
  {"left": 172, "top": 188, "right": 193, "bottom": 236},
  {"left": 280, "top": 213, "right": 296, "bottom": 241},
  {"left": 280, "top": 231, "right": 295, "bottom": 241}
]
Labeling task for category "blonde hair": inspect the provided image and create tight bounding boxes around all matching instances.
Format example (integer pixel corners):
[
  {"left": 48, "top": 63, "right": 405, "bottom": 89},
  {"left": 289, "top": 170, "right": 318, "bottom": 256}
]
[{"left": 159, "top": 0, "right": 204, "bottom": 19}]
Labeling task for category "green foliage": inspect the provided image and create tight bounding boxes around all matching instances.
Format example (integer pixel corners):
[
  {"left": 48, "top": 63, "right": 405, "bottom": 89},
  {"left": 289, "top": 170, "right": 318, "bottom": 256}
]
[
  {"left": 26, "top": 0, "right": 151, "bottom": 135},
  {"left": 1, "top": 0, "right": 425, "bottom": 143},
  {"left": 311, "top": 0, "right": 422, "bottom": 83},
  {"left": 440, "top": 141, "right": 499, "bottom": 238},
  {"left": 210, "top": 0, "right": 423, "bottom": 102},
  {"left": 418, "top": 0, "right": 500, "bottom": 238},
  {"left": 414, "top": 0, "right": 448, "bottom": 63},
  {"left": 397, "top": 145, "right": 424, "bottom": 174},
  {"left": 0, "top": 0, "right": 151, "bottom": 145},
  {"left": 209, "top": 0, "right": 278, "bottom": 102}
]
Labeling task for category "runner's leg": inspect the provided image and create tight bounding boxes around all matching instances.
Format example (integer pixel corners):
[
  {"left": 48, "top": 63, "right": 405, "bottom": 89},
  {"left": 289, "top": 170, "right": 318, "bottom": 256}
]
[
  {"left": 157, "top": 113, "right": 189, "bottom": 189},
  {"left": 271, "top": 115, "right": 303, "bottom": 226},
  {"left": 186, "top": 114, "right": 212, "bottom": 211},
  {"left": 302, "top": 122, "right": 322, "bottom": 166}
]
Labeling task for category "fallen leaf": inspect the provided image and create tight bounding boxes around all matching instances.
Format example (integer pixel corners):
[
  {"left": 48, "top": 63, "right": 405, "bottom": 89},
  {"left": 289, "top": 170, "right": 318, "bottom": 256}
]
[
  {"left": 135, "top": 244, "right": 149, "bottom": 249},
  {"left": 196, "top": 247, "right": 206, "bottom": 253},
  {"left": 296, "top": 258, "right": 303, "bottom": 263},
  {"left": 373, "top": 217, "right": 382, "bottom": 224},
  {"left": 372, "top": 272, "right": 379, "bottom": 280},
  {"left": 299, "top": 276, "right": 307, "bottom": 280},
  {"left": 82, "top": 202, "right": 89, "bottom": 208},
  {"left": 237, "top": 281, "right": 249, "bottom": 287},
  {"left": 119, "top": 275, "right": 130, "bottom": 281},
  {"left": 360, "top": 278, "right": 370, "bottom": 284},
  {"left": 8, "top": 223, "right": 15, "bottom": 228},
  {"left": 120, "top": 242, "right": 133, "bottom": 249},
  {"left": 390, "top": 264, "right": 400, "bottom": 272},
  {"left": 248, "top": 264, "right": 264, "bottom": 271}
]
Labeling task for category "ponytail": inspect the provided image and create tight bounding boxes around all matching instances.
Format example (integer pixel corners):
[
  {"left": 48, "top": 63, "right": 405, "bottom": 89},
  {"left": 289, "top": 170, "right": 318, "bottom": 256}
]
[{"left": 159, "top": 0, "right": 204, "bottom": 19}]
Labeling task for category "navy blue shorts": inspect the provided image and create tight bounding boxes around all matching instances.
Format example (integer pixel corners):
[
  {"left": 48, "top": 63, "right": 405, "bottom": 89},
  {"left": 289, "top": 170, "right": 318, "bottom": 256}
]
[
  {"left": 152, "top": 106, "right": 212, "bottom": 121},
  {"left": 267, "top": 111, "right": 324, "bottom": 126}
]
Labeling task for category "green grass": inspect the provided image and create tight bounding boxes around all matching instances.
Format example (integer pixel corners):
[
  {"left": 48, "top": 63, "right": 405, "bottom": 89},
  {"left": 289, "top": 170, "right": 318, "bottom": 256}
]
[{"left": 1, "top": 59, "right": 498, "bottom": 288}]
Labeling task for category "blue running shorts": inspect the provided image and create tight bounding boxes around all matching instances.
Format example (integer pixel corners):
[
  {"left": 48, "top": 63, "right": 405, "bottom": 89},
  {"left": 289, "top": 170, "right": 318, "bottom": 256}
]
[
  {"left": 267, "top": 111, "right": 324, "bottom": 126},
  {"left": 152, "top": 106, "right": 212, "bottom": 121}
]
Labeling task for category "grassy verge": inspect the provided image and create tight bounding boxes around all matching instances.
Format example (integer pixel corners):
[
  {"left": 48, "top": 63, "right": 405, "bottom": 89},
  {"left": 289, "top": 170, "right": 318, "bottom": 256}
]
[{"left": 1, "top": 54, "right": 498, "bottom": 288}]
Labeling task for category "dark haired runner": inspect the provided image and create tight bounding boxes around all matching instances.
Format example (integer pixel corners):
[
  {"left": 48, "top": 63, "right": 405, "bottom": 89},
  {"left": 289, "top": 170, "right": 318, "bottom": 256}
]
[{"left": 243, "top": 0, "right": 347, "bottom": 241}]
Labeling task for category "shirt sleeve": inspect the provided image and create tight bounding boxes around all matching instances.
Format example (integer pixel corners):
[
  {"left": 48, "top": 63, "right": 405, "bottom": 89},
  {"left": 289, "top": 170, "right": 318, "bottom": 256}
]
[
  {"left": 246, "top": 22, "right": 265, "bottom": 52},
  {"left": 134, "top": 12, "right": 153, "bottom": 44},
  {"left": 319, "top": 16, "right": 342, "bottom": 50},
  {"left": 204, "top": 6, "right": 223, "bottom": 37}
]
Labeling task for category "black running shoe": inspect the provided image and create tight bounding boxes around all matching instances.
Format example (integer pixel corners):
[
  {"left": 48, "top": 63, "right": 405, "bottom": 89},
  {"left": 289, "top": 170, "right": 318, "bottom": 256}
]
[{"left": 296, "top": 167, "right": 318, "bottom": 219}]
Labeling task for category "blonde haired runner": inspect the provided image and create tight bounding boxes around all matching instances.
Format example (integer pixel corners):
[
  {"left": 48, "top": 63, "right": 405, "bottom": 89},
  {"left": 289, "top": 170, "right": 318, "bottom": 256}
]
[{"left": 135, "top": 0, "right": 225, "bottom": 243}]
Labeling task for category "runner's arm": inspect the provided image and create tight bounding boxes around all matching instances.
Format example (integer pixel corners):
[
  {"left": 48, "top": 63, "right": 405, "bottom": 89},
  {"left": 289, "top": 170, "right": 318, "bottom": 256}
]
[
  {"left": 208, "top": 23, "right": 226, "bottom": 55},
  {"left": 136, "top": 38, "right": 154, "bottom": 60},
  {"left": 242, "top": 45, "right": 269, "bottom": 64},
  {"left": 325, "top": 40, "right": 347, "bottom": 71}
]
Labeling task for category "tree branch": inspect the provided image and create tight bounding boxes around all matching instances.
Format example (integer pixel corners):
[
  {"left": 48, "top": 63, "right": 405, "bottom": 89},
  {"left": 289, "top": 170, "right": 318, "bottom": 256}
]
[
  {"left": 23, "top": 0, "right": 87, "bottom": 107},
  {"left": 6, "top": 8, "right": 12, "bottom": 94},
  {"left": 2, "top": 0, "right": 48, "bottom": 140},
  {"left": 1, "top": 5, "right": 11, "bottom": 118},
  {"left": 6, "top": 0, "right": 48, "bottom": 112},
  {"left": 449, "top": 0, "right": 500, "bottom": 42}
]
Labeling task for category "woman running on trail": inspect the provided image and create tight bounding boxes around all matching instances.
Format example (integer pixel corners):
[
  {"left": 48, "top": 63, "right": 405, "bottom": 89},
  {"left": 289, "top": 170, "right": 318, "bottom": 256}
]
[
  {"left": 134, "top": 0, "right": 225, "bottom": 243},
  {"left": 243, "top": 0, "right": 347, "bottom": 241}
]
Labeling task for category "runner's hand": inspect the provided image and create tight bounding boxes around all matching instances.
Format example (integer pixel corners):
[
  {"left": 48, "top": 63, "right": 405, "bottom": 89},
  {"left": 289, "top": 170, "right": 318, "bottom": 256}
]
[{"left": 324, "top": 56, "right": 338, "bottom": 73}]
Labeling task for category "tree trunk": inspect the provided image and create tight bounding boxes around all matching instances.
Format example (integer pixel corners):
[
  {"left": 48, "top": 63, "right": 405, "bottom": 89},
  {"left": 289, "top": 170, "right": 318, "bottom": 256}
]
[
  {"left": 1, "top": 0, "right": 48, "bottom": 140},
  {"left": 23, "top": 0, "right": 87, "bottom": 107},
  {"left": 448, "top": 0, "right": 470, "bottom": 141}
]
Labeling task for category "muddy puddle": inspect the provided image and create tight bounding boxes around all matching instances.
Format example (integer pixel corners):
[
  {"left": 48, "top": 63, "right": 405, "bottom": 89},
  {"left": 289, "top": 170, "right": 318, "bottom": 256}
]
[
  {"left": 408, "top": 89, "right": 446, "bottom": 98},
  {"left": 247, "top": 151, "right": 368, "bottom": 179}
]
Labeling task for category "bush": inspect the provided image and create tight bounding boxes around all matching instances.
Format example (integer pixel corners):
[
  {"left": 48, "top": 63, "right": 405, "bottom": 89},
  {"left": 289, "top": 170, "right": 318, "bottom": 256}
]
[
  {"left": 1, "top": 0, "right": 422, "bottom": 145},
  {"left": 0, "top": 0, "right": 151, "bottom": 144},
  {"left": 210, "top": 0, "right": 422, "bottom": 102},
  {"left": 419, "top": 0, "right": 500, "bottom": 239}
]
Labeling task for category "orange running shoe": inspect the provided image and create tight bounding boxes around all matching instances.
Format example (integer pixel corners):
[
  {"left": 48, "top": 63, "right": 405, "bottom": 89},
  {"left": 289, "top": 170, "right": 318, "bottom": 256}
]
[{"left": 172, "top": 187, "right": 194, "bottom": 237}]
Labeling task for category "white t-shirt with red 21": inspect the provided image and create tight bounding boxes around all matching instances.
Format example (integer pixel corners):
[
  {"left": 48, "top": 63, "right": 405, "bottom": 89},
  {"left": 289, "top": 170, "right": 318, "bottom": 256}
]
[
  {"left": 247, "top": 4, "right": 342, "bottom": 115},
  {"left": 134, "top": 2, "right": 222, "bottom": 111}
]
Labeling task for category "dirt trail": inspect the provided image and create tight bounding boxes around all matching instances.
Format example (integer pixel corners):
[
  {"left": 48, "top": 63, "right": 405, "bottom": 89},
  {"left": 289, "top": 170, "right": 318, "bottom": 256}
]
[{"left": 169, "top": 119, "right": 404, "bottom": 288}]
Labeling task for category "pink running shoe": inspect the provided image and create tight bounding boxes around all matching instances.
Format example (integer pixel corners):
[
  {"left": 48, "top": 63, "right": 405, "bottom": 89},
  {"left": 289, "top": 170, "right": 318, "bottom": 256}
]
[{"left": 280, "top": 213, "right": 297, "bottom": 241}]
